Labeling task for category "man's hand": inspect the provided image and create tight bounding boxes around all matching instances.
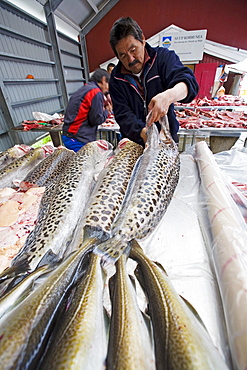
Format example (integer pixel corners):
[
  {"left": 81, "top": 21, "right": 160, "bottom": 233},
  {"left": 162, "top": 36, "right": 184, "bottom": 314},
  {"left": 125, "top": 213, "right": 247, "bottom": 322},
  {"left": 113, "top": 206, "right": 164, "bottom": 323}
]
[
  {"left": 147, "top": 82, "right": 188, "bottom": 125},
  {"left": 105, "top": 102, "right": 113, "bottom": 113},
  {"left": 140, "top": 127, "right": 147, "bottom": 144}
]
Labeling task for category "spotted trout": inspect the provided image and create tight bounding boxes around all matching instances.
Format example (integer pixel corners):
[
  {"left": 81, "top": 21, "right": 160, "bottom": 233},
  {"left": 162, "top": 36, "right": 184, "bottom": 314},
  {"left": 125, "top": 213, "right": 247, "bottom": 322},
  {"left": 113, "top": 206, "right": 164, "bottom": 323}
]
[
  {"left": 0, "top": 144, "right": 32, "bottom": 171},
  {"left": 0, "top": 240, "right": 94, "bottom": 369},
  {"left": 40, "top": 253, "right": 108, "bottom": 370},
  {"left": 130, "top": 240, "right": 229, "bottom": 370},
  {"left": 106, "top": 252, "right": 155, "bottom": 369},
  {"left": 94, "top": 116, "right": 180, "bottom": 263},
  {"left": 19, "top": 147, "right": 75, "bottom": 190},
  {"left": 10, "top": 140, "right": 113, "bottom": 273},
  {"left": 0, "top": 145, "right": 54, "bottom": 188},
  {"left": 83, "top": 139, "right": 143, "bottom": 242}
]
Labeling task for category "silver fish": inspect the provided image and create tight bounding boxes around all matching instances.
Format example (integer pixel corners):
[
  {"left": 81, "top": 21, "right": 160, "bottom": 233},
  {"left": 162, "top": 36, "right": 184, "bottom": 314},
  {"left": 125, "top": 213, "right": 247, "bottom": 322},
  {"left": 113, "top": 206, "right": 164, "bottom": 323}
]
[
  {"left": 0, "top": 265, "right": 48, "bottom": 321},
  {"left": 10, "top": 140, "right": 113, "bottom": 273},
  {"left": 130, "top": 240, "right": 229, "bottom": 370},
  {"left": 106, "top": 252, "right": 155, "bottom": 369},
  {"left": 0, "top": 240, "right": 94, "bottom": 370},
  {"left": 40, "top": 254, "right": 108, "bottom": 370},
  {"left": 0, "top": 144, "right": 31, "bottom": 171},
  {"left": 0, "top": 145, "right": 54, "bottom": 188},
  {"left": 83, "top": 139, "right": 143, "bottom": 242},
  {"left": 95, "top": 116, "right": 180, "bottom": 263},
  {"left": 19, "top": 147, "right": 75, "bottom": 190}
]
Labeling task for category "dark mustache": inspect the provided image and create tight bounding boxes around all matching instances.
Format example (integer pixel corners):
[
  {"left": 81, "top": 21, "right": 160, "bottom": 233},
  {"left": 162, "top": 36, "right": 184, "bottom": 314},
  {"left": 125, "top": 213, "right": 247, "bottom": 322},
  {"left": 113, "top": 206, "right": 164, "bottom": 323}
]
[{"left": 128, "top": 59, "right": 140, "bottom": 67}]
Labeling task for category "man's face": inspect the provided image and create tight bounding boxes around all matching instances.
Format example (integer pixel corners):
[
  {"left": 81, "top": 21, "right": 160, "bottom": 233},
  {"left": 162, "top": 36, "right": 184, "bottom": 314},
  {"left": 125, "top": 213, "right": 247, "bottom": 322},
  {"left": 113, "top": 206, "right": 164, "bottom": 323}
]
[{"left": 115, "top": 35, "right": 145, "bottom": 74}]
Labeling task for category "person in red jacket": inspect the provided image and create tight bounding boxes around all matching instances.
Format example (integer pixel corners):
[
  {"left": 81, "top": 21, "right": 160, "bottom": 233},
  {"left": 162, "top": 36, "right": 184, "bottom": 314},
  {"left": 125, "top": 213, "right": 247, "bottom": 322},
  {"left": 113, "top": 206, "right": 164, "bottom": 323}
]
[{"left": 62, "top": 68, "right": 112, "bottom": 152}]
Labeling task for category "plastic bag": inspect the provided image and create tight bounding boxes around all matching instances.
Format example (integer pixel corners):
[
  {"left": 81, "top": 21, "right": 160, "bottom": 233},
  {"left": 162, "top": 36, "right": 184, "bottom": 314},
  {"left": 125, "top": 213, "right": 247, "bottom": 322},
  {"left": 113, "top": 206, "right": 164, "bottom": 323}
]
[{"left": 32, "top": 112, "right": 60, "bottom": 122}]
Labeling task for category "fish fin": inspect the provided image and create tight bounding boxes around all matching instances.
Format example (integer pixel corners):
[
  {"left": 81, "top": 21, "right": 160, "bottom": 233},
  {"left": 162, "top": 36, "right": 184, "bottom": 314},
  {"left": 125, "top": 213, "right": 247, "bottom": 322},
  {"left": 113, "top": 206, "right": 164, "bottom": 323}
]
[
  {"left": 1, "top": 273, "right": 30, "bottom": 296},
  {"left": 94, "top": 237, "right": 130, "bottom": 267},
  {"left": 36, "top": 249, "right": 61, "bottom": 268},
  {"left": 180, "top": 295, "right": 208, "bottom": 331},
  {"left": 129, "top": 274, "right": 136, "bottom": 290},
  {"left": 153, "top": 261, "right": 168, "bottom": 275},
  {"left": 0, "top": 257, "right": 30, "bottom": 282},
  {"left": 108, "top": 273, "right": 116, "bottom": 303}
]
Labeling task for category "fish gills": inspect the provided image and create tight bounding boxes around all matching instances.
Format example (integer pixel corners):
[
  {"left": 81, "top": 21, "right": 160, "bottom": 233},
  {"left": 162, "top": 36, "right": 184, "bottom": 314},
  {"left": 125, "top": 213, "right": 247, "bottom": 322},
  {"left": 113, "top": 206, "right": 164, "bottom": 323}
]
[
  {"left": 40, "top": 254, "right": 107, "bottom": 370},
  {"left": 95, "top": 123, "right": 180, "bottom": 263},
  {"left": 106, "top": 253, "right": 155, "bottom": 370},
  {"left": 83, "top": 140, "right": 143, "bottom": 241},
  {"left": 130, "top": 240, "right": 229, "bottom": 370}
]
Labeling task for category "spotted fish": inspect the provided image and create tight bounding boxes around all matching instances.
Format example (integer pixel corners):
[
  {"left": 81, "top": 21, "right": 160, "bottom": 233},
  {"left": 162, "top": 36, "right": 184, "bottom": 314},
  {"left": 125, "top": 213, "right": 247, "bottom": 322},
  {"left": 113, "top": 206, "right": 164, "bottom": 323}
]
[
  {"left": 106, "top": 252, "right": 155, "bottom": 369},
  {"left": 0, "top": 144, "right": 31, "bottom": 171},
  {"left": 19, "top": 147, "right": 75, "bottom": 190},
  {"left": 94, "top": 116, "right": 180, "bottom": 263},
  {"left": 10, "top": 140, "right": 113, "bottom": 273},
  {"left": 130, "top": 240, "right": 229, "bottom": 370},
  {"left": 0, "top": 145, "right": 54, "bottom": 189},
  {"left": 0, "top": 240, "right": 94, "bottom": 369},
  {"left": 83, "top": 139, "right": 143, "bottom": 242},
  {"left": 40, "top": 254, "right": 108, "bottom": 370}
]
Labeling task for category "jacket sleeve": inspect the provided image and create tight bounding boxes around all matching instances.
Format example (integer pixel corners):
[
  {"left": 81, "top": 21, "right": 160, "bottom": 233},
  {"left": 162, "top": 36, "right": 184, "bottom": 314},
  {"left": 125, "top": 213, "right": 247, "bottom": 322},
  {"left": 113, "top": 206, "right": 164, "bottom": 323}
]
[
  {"left": 109, "top": 78, "right": 145, "bottom": 146},
  {"left": 158, "top": 48, "right": 199, "bottom": 103},
  {"left": 88, "top": 91, "right": 109, "bottom": 127}
]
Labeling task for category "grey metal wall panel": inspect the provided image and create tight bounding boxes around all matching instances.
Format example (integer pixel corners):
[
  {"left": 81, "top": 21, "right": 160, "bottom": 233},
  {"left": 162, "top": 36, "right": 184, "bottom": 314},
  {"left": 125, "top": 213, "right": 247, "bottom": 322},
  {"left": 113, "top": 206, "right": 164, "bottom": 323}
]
[{"left": 0, "top": 1, "right": 85, "bottom": 151}]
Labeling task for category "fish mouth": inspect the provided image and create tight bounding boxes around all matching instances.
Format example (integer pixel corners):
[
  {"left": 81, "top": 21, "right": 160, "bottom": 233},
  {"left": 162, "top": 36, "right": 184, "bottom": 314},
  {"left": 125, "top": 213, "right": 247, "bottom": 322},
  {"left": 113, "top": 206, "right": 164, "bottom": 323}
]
[{"left": 97, "top": 140, "right": 112, "bottom": 150}]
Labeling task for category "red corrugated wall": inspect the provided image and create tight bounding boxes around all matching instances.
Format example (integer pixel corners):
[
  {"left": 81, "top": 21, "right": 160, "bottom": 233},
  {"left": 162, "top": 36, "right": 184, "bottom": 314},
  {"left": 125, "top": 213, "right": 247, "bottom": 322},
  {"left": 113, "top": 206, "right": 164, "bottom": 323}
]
[{"left": 86, "top": 0, "right": 247, "bottom": 72}]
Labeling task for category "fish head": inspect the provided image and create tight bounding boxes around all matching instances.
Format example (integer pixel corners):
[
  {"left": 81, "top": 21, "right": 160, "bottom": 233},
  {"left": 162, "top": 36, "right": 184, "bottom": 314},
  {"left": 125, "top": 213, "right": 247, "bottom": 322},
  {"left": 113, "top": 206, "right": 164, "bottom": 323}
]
[
  {"left": 92, "top": 140, "right": 114, "bottom": 174},
  {"left": 42, "top": 144, "right": 55, "bottom": 156}
]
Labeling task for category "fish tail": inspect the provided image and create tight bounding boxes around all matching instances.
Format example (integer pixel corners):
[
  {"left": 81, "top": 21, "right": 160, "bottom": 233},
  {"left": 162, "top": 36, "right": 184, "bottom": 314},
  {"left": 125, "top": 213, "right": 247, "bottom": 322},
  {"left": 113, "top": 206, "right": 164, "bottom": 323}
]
[{"left": 94, "top": 236, "right": 129, "bottom": 266}]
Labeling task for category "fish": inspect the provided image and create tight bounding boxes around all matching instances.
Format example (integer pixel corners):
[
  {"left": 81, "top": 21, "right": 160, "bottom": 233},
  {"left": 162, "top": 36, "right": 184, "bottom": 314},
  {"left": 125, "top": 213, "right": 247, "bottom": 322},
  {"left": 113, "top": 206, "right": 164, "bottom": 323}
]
[
  {"left": 0, "top": 265, "right": 48, "bottom": 320},
  {"left": 18, "top": 147, "right": 75, "bottom": 190},
  {"left": 129, "top": 240, "right": 229, "bottom": 370},
  {"left": 0, "top": 145, "right": 54, "bottom": 189},
  {"left": 40, "top": 253, "right": 108, "bottom": 370},
  {"left": 83, "top": 139, "right": 143, "bottom": 242},
  {"left": 9, "top": 140, "right": 113, "bottom": 274},
  {"left": 106, "top": 252, "right": 155, "bottom": 369},
  {"left": 94, "top": 116, "right": 180, "bottom": 264},
  {"left": 0, "top": 239, "right": 94, "bottom": 370},
  {"left": 0, "top": 144, "right": 32, "bottom": 171}
]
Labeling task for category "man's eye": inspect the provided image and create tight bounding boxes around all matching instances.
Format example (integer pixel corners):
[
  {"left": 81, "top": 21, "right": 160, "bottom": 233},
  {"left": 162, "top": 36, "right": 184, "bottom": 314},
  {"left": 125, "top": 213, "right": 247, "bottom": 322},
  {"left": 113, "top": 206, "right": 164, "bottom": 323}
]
[{"left": 131, "top": 48, "right": 136, "bottom": 53}]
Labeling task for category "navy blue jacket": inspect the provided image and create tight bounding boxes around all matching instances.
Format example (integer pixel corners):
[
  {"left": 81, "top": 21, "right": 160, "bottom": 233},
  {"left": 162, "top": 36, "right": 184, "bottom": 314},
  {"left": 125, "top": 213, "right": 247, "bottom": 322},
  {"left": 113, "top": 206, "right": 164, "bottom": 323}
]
[
  {"left": 63, "top": 81, "right": 108, "bottom": 144},
  {"left": 109, "top": 43, "right": 199, "bottom": 145}
]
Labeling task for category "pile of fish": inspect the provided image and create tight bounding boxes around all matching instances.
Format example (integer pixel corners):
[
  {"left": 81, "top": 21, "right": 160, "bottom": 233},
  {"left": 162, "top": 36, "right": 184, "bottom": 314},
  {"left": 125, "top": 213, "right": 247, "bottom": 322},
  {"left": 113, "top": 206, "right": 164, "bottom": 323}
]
[
  {"left": 0, "top": 121, "right": 229, "bottom": 368},
  {"left": 94, "top": 115, "right": 180, "bottom": 264}
]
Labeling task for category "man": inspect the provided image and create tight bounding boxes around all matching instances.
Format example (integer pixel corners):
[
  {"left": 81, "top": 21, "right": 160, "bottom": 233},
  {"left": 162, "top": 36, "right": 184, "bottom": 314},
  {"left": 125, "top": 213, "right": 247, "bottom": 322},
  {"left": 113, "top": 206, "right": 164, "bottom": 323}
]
[
  {"left": 109, "top": 17, "right": 199, "bottom": 146},
  {"left": 62, "top": 68, "right": 112, "bottom": 152},
  {"left": 107, "top": 62, "right": 116, "bottom": 74}
]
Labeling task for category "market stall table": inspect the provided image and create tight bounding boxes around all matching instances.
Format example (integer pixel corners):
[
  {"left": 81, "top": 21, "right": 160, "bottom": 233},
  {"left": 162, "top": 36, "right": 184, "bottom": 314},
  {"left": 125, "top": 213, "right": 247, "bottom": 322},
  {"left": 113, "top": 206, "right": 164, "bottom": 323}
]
[
  {"left": 13, "top": 124, "right": 63, "bottom": 147},
  {"left": 13, "top": 122, "right": 121, "bottom": 148}
]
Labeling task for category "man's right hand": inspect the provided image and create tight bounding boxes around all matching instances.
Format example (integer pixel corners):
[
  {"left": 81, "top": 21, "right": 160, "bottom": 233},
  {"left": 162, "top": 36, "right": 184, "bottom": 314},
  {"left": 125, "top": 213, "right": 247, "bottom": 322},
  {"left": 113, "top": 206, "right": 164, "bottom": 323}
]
[{"left": 140, "top": 127, "right": 147, "bottom": 144}]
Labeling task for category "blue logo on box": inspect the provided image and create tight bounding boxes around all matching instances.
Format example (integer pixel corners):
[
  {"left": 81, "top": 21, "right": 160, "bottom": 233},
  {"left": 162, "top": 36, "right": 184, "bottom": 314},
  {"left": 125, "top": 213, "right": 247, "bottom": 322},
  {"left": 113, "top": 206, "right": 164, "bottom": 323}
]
[{"left": 162, "top": 36, "right": 172, "bottom": 48}]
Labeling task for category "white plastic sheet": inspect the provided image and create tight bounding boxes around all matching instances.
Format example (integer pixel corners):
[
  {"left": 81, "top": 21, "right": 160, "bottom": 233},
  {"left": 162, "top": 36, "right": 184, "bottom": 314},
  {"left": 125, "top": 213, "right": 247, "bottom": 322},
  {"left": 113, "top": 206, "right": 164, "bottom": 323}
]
[
  {"left": 195, "top": 141, "right": 247, "bottom": 370},
  {"left": 138, "top": 152, "right": 232, "bottom": 367}
]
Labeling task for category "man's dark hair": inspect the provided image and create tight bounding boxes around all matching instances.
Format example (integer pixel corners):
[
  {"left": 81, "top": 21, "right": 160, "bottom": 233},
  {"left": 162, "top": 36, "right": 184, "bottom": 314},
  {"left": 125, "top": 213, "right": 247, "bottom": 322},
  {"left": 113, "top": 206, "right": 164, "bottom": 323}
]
[
  {"left": 110, "top": 17, "right": 143, "bottom": 57},
  {"left": 90, "top": 68, "right": 110, "bottom": 83},
  {"left": 107, "top": 62, "right": 115, "bottom": 72}
]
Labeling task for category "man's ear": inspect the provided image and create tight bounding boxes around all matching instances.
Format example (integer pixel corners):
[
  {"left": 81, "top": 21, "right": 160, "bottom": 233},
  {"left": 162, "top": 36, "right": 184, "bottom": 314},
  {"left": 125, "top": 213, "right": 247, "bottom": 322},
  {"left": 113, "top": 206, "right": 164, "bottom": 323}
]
[{"left": 141, "top": 34, "right": 145, "bottom": 43}]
